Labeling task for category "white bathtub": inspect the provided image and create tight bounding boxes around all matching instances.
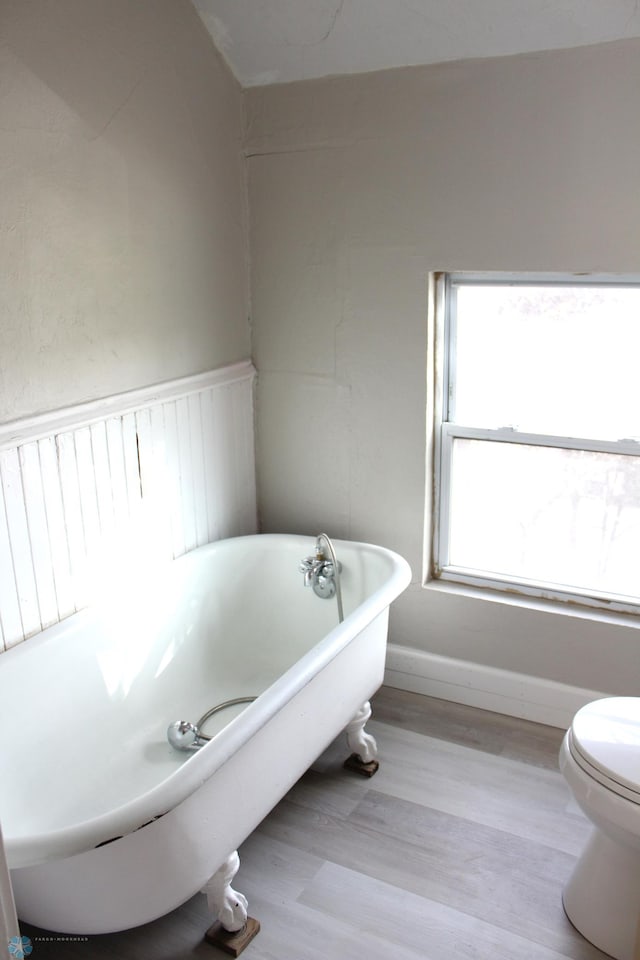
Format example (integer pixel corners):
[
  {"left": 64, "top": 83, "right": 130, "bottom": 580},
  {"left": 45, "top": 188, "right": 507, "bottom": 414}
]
[{"left": 0, "top": 533, "right": 411, "bottom": 935}]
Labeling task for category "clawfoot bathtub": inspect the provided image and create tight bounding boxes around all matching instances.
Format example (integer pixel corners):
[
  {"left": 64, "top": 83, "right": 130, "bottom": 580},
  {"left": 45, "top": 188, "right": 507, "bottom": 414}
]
[{"left": 0, "top": 534, "right": 411, "bottom": 938}]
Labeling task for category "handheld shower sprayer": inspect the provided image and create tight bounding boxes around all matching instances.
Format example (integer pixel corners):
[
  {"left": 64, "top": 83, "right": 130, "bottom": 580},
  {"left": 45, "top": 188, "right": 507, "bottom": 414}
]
[{"left": 167, "top": 696, "right": 256, "bottom": 752}]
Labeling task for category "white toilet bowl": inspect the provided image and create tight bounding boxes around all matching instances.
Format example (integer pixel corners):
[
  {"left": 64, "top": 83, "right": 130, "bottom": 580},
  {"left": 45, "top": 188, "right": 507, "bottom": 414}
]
[{"left": 559, "top": 697, "right": 640, "bottom": 960}]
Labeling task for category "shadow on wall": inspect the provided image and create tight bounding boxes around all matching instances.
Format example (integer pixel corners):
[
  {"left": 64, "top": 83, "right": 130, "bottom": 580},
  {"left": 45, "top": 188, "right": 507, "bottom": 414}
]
[{"left": 3, "top": 0, "right": 231, "bottom": 161}]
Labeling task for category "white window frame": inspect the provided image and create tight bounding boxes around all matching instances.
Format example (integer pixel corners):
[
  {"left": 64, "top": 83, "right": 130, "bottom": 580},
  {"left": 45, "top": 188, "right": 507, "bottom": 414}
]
[{"left": 432, "top": 271, "right": 640, "bottom": 616}]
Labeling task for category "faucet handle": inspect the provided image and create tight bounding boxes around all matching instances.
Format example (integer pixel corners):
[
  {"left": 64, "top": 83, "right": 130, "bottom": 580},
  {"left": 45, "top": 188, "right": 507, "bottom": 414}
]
[{"left": 299, "top": 555, "right": 319, "bottom": 587}]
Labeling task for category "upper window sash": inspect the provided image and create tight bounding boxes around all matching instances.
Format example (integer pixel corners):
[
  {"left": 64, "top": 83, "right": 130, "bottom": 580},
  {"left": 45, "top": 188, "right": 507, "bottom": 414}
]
[{"left": 439, "top": 272, "right": 640, "bottom": 439}]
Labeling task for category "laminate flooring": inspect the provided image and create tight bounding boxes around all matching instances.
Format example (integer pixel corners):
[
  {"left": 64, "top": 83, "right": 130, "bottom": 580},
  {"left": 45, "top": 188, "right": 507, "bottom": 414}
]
[{"left": 19, "top": 687, "right": 606, "bottom": 959}]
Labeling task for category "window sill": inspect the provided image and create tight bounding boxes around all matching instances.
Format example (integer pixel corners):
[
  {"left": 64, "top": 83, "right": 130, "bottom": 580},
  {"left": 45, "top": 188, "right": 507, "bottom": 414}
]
[{"left": 422, "top": 575, "right": 640, "bottom": 629}]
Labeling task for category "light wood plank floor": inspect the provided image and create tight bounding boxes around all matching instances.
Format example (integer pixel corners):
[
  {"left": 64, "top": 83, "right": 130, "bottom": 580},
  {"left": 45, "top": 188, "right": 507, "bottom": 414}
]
[{"left": 20, "top": 687, "right": 606, "bottom": 959}]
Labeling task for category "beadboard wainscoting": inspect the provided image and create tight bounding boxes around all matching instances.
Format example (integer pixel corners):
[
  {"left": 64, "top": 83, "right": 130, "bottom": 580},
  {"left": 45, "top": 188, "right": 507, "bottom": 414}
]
[{"left": 0, "top": 361, "right": 257, "bottom": 651}]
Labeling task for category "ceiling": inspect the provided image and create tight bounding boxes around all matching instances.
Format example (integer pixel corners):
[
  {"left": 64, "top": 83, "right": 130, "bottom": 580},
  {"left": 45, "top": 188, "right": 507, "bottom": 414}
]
[{"left": 192, "top": 0, "right": 640, "bottom": 88}]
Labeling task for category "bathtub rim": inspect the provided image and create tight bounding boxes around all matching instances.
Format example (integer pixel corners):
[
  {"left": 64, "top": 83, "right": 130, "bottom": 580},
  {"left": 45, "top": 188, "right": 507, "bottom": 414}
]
[{"left": 3, "top": 533, "right": 411, "bottom": 869}]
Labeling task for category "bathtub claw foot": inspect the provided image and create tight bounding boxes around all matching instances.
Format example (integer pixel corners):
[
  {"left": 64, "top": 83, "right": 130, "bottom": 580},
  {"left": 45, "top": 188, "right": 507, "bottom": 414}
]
[
  {"left": 205, "top": 916, "right": 261, "bottom": 957},
  {"left": 343, "top": 700, "right": 379, "bottom": 776},
  {"left": 202, "top": 851, "right": 259, "bottom": 954},
  {"left": 343, "top": 752, "right": 380, "bottom": 777}
]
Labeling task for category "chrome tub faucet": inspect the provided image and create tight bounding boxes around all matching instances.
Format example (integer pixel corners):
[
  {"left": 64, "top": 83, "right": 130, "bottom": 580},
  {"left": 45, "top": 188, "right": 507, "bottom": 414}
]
[{"left": 299, "top": 533, "right": 344, "bottom": 621}]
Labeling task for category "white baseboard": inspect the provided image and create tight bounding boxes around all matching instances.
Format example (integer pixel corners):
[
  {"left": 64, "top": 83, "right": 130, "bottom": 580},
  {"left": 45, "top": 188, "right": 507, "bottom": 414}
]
[{"left": 384, "top": 644, "right": 610, "bottom": 729}]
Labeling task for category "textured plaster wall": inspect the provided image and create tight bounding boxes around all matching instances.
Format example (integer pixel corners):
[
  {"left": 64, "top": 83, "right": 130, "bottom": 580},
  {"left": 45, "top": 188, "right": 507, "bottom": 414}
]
[
  {"left": 245, "top": 40, "right": 640, "bottom": 694},
  {"left": 1, "top": 0, "right": 248, "bottom": 422}
]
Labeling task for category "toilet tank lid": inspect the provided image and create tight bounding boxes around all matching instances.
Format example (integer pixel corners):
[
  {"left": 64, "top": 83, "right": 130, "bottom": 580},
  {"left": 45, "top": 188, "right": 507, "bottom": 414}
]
[{"left": 571, "top": 697, "right": 640, "bottom": 795}]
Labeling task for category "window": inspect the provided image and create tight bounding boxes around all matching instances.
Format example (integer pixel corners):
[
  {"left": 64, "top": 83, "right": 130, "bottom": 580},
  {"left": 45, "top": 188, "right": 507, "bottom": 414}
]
[{"left": 433, "top": 273, "right": 640, "bottom": 613}]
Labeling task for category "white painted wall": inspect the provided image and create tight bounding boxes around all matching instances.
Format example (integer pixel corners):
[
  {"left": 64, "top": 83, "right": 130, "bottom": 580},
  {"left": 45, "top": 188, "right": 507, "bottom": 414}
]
[
  {"left": 1, "top": 0, "right": 249, "bottom": 422},
  {"left": 245, "top": 40, "right": 640, "bottom": 705}
]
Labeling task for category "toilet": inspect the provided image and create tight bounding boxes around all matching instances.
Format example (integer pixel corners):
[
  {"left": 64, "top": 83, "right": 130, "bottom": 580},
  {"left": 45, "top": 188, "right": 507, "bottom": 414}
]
[{"left": 559, "top": 697, "right": 640, "bottom": 960}]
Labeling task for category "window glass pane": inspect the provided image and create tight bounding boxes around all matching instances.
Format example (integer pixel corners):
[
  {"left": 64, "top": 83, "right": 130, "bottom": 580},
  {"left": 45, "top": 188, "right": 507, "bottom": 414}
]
[
  {"left": 449, "top": 438, "right": 640, "bottom": 601},
  {"left": 453, "top": 283, "right": 640, "bottom": 440}
]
